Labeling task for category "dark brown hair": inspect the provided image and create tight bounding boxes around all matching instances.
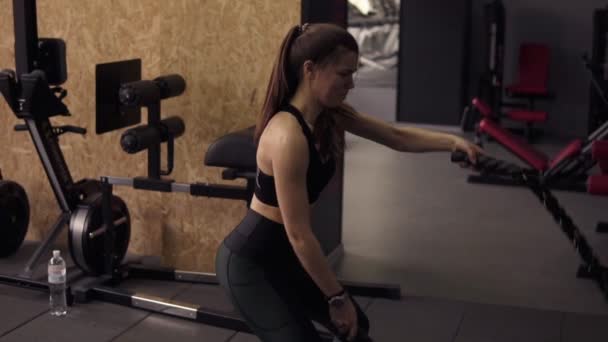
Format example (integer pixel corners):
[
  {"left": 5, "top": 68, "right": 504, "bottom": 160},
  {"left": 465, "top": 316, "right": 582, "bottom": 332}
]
[{"left": 255, "top": 23, "right": 359, "bottom": 160}]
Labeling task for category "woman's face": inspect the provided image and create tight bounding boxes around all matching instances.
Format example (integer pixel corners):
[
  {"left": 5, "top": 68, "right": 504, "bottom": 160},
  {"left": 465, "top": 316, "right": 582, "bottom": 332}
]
[{"left": 311, "top": 49, "right": 358, "bottom": 108}]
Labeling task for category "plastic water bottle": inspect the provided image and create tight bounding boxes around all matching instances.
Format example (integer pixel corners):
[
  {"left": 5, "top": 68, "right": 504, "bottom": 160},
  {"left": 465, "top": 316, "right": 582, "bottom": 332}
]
[{"left": 48, "top": 250, "right": 67, "bottom": 316}]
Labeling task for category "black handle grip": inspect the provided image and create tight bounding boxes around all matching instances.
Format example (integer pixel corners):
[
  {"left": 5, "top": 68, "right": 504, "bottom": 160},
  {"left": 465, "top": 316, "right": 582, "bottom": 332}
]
[
  {"left": 14, "top": 124, "right": 27, "bottom": 132},
  {"left": 450, "top": 150, "right": 469, "bottom": 164},
  {"left": 451, "top": 150, "right": 498, "bottom": 167},
  {"left": 450, "top": 151, "right": 524, "bottom": 176},
  {"left": 61, "top": 125, "right": 86, "bottom": 135},
  {"left": 51, "top": 125, "right": 86, "bottom": 136}
]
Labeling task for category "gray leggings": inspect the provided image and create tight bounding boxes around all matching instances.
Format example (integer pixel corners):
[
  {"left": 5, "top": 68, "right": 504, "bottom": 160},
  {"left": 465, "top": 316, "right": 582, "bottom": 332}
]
[{"left": 215, "top": 242, "right": 372, "bottom": 341}]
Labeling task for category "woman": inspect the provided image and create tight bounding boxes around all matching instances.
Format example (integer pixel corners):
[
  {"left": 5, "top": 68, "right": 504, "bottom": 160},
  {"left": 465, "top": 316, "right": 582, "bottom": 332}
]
[{"left": 216, "top": 23, "right": 482, "bottom": 342}]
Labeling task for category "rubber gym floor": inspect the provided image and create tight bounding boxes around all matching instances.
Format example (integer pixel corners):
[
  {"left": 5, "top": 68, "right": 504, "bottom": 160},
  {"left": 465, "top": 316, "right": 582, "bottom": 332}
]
[{"left": 1, "top": 85, "right": 607, "bottom": 341}]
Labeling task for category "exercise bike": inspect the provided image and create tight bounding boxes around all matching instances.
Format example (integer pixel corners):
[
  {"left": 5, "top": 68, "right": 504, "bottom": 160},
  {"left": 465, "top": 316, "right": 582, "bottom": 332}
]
[{"left": 0, "top": 0, "right": 115, "bottom": 300}]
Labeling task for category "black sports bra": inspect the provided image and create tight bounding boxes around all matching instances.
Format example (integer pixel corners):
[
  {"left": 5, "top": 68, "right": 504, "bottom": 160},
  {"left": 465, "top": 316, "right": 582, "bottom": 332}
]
[{"left": 254, "top": 104, "right": 336, "bottom": 206}]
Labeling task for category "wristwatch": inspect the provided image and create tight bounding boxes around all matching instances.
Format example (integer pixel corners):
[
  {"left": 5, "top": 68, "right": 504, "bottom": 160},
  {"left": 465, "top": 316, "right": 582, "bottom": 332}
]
[{"left": 327, "top": 289, "right": 348, "bottom": 308}]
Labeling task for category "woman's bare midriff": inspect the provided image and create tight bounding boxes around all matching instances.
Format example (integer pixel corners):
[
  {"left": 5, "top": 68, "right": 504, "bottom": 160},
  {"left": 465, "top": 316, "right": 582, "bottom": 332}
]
[
  {"left": 249, "top": 194, "right": 285, "bottom": 224},
  {"left": 249, "top": 194, "right": 316, "bottom": 225}
]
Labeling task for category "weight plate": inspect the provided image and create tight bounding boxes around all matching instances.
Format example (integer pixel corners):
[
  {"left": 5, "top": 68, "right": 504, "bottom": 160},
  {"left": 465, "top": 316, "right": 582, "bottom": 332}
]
[
  {"left": 69, "top": 192, "right": 130, "bottom": 275},
  {"left": 0, "top": 180, "right": 29, "bottom": 257}
]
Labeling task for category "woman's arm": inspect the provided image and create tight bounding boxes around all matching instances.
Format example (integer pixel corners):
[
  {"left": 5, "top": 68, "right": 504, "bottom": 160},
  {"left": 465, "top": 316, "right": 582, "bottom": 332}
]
[
  {"left": 334, "top": 103, "right": 476, "bottom": 154},
  {"left": 269, "top": 116, "right": 343, "bottom": 297}
]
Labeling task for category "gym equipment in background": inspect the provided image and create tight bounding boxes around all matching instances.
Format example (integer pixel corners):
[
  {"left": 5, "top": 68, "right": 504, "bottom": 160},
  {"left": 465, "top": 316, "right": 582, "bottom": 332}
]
[
  {"left": 505, "top": 43, "right": 552, "bottom": 109},
  {"left": 0, "top": 0, "right": 89, "bottom": 302},
  {"left": 1, "top": 1, "right": 251, "bottom": 332},
  {"left": 588, "top": 6, "right": 608, "bottom": 134},
  {"left": 463, "top": 55, "right": 608, "bottom": 192},
  {"left": 588, "top": 140, "right": 608, "bottom": 199},
  {"left": 463, "top": 0, "right": 554, "bottom": 143},
  {"left": 347, "top": 0, "right": 400, "bottom": 75},
  {"left": 451, "top": 150, "right": 608, "bottom": 300},
  {"left": 0, "top": 168, "right": 29, "bottom": 257},
  {"left": 586, "top": 140, "right": 608, "bottom": 234}
]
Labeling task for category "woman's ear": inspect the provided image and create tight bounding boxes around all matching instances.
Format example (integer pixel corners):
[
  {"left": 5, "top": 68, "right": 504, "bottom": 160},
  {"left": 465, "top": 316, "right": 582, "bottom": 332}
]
[{"left": 302, "top": 60, "right": 315, "bottom": 80}]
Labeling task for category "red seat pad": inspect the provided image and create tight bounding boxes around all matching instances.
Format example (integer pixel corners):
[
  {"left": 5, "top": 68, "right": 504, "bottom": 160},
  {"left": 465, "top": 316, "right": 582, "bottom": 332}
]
[
  {"left": 479, "top": 119, "right": 549, "bottom": 171},
  {"left": 588, "top": 175, "right": 608, "bottom": 195},
  {"left": 506, "top": 44, "right": 551, "bottom": 97},
  {"left": 592, "top": 140, "right": 608, "bottom": 161},
  {"left": 601, "top": 161, "right": 608, "bottom": 174},
  {"left": 506, "top": 109, "right": 548, "bottom": 123},
  {"left": 548, "top": 139, "right": 582, "bottom": 169},
  {"left": 471, "top": 98, "right": 493, "bottom": 118}
]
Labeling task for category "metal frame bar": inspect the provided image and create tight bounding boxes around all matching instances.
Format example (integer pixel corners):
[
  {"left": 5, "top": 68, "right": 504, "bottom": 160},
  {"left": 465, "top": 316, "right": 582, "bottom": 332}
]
[
  {"left": 105, "top": 176, "right": 251, "bottom": 201},
  {"left": 13, "top": 0, "right": 38, "bottom": 76},
  {"left": 24, "top": 119, "right": 73, "bottom": 211},
  {"left": 72, "top": 274, "right": 338, "bottom": 339},
  {"left": 19, "top": 213, "right": 70, "bottom": 278}
]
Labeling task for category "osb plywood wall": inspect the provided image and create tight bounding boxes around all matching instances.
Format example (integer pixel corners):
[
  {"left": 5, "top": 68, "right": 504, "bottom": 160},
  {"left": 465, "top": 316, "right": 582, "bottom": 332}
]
[{"left": 0, "top": 0, "right": 300, "bottom": 272}]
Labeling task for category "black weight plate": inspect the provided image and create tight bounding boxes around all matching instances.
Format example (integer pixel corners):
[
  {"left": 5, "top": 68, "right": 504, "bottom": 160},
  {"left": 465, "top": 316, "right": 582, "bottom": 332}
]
[
  {"left": 0, "top": 180, "right": 30, "bottom": 257},
  {"left": 69, "top": 192, "right": 130, "bottom": 275}
]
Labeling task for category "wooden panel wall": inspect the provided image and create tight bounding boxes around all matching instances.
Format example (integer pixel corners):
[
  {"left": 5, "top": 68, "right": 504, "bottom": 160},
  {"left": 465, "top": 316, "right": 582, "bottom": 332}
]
[{"left": 0, "top": 0, "right": 299, "bottom": 272}]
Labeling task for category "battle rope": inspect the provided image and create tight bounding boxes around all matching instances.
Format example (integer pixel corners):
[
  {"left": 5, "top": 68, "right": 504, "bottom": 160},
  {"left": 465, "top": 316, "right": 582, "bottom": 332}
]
[{"left": 452, "top": 151, "right": 608, "bottom": 299}]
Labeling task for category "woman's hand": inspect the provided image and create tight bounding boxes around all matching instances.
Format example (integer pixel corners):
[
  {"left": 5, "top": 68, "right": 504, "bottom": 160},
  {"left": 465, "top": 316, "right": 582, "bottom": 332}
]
[
  {"left": 329, "top": 296, "right": 358, "bottom": 341},
  {"left": 451, "top": 135, "right": 484, "bottom": 165}
]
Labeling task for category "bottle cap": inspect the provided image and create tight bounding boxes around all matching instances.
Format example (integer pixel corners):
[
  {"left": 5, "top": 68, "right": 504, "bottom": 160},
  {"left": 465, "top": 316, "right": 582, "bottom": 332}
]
[{"left": 53, "top": 250, "right": 60, "bottom": 258}]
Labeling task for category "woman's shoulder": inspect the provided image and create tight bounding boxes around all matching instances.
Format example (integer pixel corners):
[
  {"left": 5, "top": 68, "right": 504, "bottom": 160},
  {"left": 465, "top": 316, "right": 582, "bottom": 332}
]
[
  {"left": 264, "top": 111, "right": 306, "bottom": 140},
  {"left": 259, "top": 112, "right": 308, "bottom": 156}
]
